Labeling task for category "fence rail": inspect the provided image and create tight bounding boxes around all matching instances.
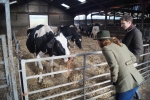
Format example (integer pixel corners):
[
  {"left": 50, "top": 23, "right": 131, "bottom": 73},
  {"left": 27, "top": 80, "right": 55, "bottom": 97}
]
[
  {"left": 20, "top": 44, "right": 150, "bottom": 100},
  {"left": 0, "top": 35, "right": 12, "bottom": 100}
]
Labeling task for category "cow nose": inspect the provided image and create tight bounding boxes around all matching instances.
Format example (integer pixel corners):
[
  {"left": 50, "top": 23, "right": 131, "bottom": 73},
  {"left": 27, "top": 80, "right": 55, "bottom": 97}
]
[
  {"left": 64, "top": 58, "right": 68, "bottom": 62},
  {"left": 68, "top": 57, "right": 73, "bottom": 61}
]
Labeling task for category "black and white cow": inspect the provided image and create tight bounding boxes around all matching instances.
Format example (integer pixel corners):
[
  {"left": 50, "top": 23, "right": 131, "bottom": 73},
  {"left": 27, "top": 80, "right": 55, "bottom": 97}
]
[
  {"left": 58, "top": 25, "right": 82, "bottom": 49},
  {"left": 26, "top": 24, "right": 70, "bottom": 83},
  {"left": 79, "top": 25, "right": 86, "bottom": 35},
  {"left": 86, "top": 24, "right": 93, "bottom": 37}
]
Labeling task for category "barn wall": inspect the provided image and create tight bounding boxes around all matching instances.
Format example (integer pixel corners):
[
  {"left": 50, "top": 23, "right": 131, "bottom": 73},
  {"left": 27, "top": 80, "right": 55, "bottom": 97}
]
[{"left": 0, "top": 0, "right": 74, "bottom": 36}]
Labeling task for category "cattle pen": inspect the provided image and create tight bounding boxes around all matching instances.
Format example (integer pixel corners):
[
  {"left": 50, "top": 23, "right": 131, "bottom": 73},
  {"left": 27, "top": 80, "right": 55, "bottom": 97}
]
[
  {"left": 1, "top": 0, "right": 150, "bottom": 100},
  {"left": 20, "top": 44, "right": 150, "bottom": 100},
  {"left": 0, "top": 33, "right": 150, "bottom": 100}
]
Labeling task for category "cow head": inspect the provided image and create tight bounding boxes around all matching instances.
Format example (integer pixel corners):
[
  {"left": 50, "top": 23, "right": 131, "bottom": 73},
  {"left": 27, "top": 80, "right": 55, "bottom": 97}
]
[
  {"left": 76, "top": 34, "right": 82, "bottom": 49},
  {"left": 47, "top": 32, "right": 70, "bottom": 62},
  {"left": 47, "top": 38, "right": 65, "bottom": 55},
  {"left": 69, "top": 26, "right": 82, "bottom": 49},
  {"left": 71, "top": 33, "right": 82, "bottom": 49},
  {"left": 58, "top": 25, "right": 82, "bottom": 49}
]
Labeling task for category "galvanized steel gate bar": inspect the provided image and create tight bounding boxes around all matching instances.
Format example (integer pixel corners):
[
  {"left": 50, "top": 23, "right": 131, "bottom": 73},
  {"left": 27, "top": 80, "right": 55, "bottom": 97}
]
[
  {"left": 0, "top": 35, "right": 12, "bottom": 100},
  {"left": 0, "top": 0, "right": 19, "bottom": 100},
  {"left": 20, "top": 44, "right": 150, "bottom": 100},
  {"left": 21, "top": 51, "right": 108, "bottom": 100}
]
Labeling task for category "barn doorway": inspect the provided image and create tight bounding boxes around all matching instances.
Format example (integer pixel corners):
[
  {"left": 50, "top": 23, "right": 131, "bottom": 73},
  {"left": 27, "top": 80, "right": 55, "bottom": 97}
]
[{"left": 29, "top": 15, "right": 48, "bottom": 27}]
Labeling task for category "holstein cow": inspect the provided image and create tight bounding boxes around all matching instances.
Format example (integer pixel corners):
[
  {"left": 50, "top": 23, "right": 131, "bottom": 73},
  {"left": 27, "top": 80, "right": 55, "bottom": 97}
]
[
  {"left": 91, "top": 23, "right": 100, "bottom": 39},
  {"left": 58, "top": 25, "right": 82, "bottom": 49},
  {"left": 79, "top": 24, "right": 86, "bottom": 36},
  {"left": 26, "top": 24, "right": 70, "bottom": 83},
  {"left": 86, "top": 24, "right": 93, "bottom": 37}
]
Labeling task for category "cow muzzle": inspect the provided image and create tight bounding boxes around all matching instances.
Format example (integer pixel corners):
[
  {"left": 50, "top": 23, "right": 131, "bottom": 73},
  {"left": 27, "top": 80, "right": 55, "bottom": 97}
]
[
  {"left": 64, "top": 58, "right": 69, "bottom": 62},
  {"left": 64, "top": 57, "right": 73, "bottom": 62}
]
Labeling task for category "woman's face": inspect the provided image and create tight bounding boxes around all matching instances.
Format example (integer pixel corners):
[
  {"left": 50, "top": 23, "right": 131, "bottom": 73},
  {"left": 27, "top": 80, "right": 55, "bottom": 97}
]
[{"left": 97, "top": 40, "right": 102, "bottom": 48}]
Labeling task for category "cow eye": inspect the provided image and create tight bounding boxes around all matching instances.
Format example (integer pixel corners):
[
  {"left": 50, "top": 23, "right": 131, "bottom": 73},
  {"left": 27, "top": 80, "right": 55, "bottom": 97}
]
[
  {"left": 49, "top": 44, "right": 52, "bottom": 47},
  {"left": 57, "top": 43, "right": 60, "bottom": 47}
]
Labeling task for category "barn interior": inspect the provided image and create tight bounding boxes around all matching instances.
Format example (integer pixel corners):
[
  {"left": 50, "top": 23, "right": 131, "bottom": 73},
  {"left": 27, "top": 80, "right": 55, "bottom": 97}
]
[{"left": 0, "top": 0, "right": 150, "bottom": 100}]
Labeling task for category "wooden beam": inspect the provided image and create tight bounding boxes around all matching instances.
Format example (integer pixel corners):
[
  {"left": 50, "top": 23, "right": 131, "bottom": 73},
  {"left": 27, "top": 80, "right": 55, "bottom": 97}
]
[
  {"left": 69, "top": 4, "right": 98, "bottom": 12},
  {"left": 105, "top": 9, "right": 108, "bottom": 26},
  {"left": 67, "top": 0, "right": 108, "bottom": 12},
  {"left": 138, "top": 0, "right": 148, "bottom": 8},
  {"left": 90, "top": 0, "right": 105, "bottom": 9}
]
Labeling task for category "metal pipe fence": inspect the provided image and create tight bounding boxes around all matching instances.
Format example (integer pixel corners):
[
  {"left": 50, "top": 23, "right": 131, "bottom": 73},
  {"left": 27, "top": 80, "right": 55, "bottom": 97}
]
[
  {"left": 20, "top": 44, "right": 150, "bottom": 100},
  {"left": 0, "top": 35, "right": 12, "bottom": 100},
  {"left": 0, "top": 0, "right": 19, "bottom": 100}
]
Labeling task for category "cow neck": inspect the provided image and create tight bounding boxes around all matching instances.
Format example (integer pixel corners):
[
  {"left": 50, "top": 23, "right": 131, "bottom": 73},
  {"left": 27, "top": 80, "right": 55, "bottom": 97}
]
[
  {"left": 46, "top": 35, "right": 56, "bottom": 55},
  {"left": 55, "top": 32, "right": 60, "bottom": 37}
]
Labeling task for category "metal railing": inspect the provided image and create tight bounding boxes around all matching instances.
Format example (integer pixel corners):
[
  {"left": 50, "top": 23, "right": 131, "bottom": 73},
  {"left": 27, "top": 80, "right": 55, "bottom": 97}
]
[
  {"left": 1, "top": 0, "right": 19, "bottom": 99},
  {"left": 0, "top": 35, "right": 12, "bottom": 100},
  {"left": 20, "top": 44, "right": 150, "bottom": 100}
]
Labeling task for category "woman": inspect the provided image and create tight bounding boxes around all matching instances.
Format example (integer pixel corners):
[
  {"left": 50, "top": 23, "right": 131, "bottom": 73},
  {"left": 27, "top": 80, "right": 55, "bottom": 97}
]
[{"left": 94, "top": 30, "right": 144, "bottom": 100}]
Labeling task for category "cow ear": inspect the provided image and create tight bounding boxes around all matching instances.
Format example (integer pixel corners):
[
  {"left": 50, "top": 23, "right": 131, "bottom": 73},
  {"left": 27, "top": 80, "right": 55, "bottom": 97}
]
[
  {"left": 46, "top": 32, "right": 50, "bottom": 35},
  {"left": 27, "top": 29, "right": 33, "bottom": 35},
  {"left": 47, "top": 38, "right": 55, "bottom": 48},
  {"left": 46, "top": 31, "right": 54, "bottom": 36}
]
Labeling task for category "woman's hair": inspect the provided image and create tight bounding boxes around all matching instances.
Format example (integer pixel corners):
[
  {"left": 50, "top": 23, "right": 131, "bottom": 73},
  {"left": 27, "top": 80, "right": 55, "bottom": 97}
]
[{"left": 99, "top": 37, "right": 122, "bottom": 48}]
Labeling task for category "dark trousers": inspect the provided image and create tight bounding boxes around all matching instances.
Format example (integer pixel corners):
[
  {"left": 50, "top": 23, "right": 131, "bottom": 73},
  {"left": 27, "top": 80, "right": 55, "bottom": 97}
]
[{"left": 116, "top": 87, "right": 139, "bottom": 100}]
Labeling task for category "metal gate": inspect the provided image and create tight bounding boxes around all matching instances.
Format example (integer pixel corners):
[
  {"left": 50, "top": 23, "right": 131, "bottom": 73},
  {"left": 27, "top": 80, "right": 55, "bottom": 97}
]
[
  {"left": 0, "top": 35, "right": 12, "bottom": 100},
  {"left": 0, "top": 0, "right": 19, "bottom": 99},
  {"left": 20, "top": 44, "right": 150, "bottom": 100}
]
